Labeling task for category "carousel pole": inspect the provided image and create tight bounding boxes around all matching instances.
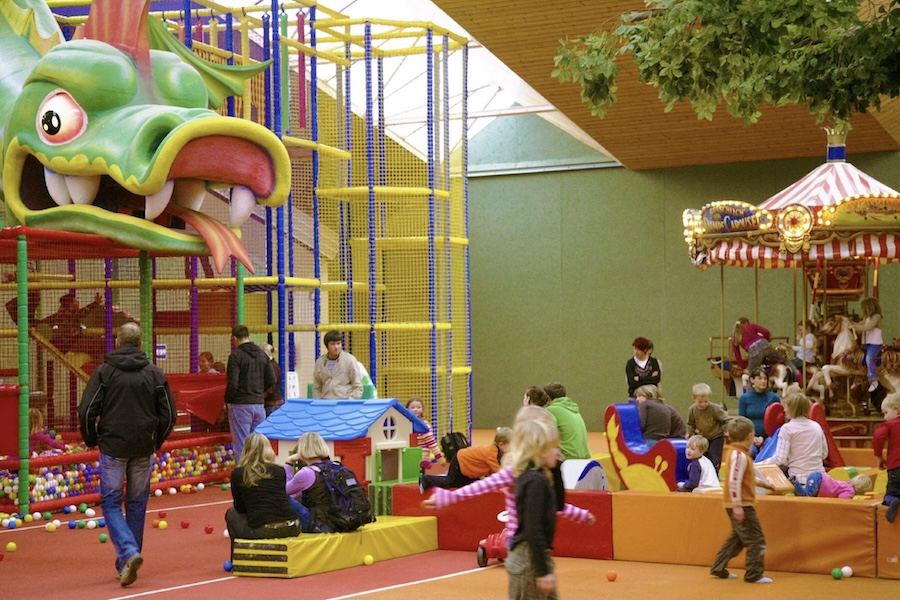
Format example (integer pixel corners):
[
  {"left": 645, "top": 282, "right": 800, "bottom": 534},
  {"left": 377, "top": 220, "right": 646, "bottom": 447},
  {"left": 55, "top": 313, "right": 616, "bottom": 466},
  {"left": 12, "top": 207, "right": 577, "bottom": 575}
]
[
  {"left": 754, "top": 261, "right": 759, "bottom": 323},
  {"left": 720, "top": 264, "right": 727, "bottom": 409}
]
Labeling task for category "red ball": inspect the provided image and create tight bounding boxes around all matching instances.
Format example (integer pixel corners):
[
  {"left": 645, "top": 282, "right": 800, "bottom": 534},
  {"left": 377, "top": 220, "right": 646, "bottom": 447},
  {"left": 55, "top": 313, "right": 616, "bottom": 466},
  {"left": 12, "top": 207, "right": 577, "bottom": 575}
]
[
  {"left": 180, "top": 520, "right": 190, "bottom": 529},
  {"left": 204, "top": 525, "right": 214, "bottom": 534},
  {"left": 0, "top": 551, "right": 4, "bottom": 562},
  {"left": 151, "top": 519, "right": 160, "bottom": 528},
  {"left": 606, "top": 570, "right": 617, "bottom": 582},
  {"left": 158, "top": 511, "right": 167, "bottom": 518}
]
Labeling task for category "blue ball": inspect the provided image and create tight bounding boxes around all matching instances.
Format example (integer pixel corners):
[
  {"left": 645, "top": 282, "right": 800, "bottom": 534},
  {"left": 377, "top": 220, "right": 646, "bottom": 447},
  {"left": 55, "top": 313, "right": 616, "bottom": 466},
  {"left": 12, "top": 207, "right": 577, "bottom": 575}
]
[
  {"left": 67, "top": 520, "right": 77, "bottom": 529},
  {"left": 98, "top": 518, "right": 106, "bottom": 528},
  {"left": 63, "top": 506, "right": 72, "bottom": 514},
  {"left": 223, "top": 560, "right": 233, "bottom": 572},
  {"left": 7, "top": 521, "right": 16, "bottom": 530}
]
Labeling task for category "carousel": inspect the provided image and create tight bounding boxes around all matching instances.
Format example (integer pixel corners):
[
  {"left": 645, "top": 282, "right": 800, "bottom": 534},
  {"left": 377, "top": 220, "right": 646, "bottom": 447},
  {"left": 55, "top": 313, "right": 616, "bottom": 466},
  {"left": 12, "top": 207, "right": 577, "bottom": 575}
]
[{"left": 683, "top": 131, "right": 900, "bottom": 421}]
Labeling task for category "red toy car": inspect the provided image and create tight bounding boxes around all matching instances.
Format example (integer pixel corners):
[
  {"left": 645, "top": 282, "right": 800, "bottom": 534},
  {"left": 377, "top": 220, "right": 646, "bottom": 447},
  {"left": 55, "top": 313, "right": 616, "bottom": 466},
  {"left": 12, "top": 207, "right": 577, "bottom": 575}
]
[{"left": 476, "top": 511, "right": 509, "bottom": 567}]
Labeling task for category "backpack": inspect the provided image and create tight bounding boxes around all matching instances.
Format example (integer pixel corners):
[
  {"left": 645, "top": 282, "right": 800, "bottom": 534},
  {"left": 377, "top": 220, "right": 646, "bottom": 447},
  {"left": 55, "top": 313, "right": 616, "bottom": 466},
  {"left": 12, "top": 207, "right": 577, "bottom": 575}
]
[
  {"left": 440, "top": 431, "right": 470, "bottom": 463},
  {"left": 312, "top": 461, "right": 375, "bottom": 532}
]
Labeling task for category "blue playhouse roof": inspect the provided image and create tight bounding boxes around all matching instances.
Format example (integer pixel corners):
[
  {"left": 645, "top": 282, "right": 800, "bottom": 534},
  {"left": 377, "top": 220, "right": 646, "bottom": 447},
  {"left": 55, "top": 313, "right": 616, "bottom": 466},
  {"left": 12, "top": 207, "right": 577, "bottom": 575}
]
[{"left": 255, "top": 397, "right": 430, "bottom": 442}]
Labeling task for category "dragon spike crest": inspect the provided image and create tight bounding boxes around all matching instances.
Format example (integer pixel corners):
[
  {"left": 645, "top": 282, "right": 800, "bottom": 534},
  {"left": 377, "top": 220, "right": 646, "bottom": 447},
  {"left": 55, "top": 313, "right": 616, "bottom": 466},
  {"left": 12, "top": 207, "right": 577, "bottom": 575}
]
[{"left": 83, "top": 0, "right": 152, "bottom": 80}]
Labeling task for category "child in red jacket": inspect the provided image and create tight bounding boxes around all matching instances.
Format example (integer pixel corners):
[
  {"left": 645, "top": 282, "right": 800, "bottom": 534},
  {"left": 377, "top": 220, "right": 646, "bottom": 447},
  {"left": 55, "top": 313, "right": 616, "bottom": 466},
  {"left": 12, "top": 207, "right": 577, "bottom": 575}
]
[{"left": 875, "top": 393, "right": 900, "bottom": 523}]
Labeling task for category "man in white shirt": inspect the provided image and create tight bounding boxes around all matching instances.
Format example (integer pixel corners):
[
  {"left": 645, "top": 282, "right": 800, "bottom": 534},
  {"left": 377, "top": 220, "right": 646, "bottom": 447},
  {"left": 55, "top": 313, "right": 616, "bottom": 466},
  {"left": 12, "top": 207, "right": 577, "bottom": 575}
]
[{"left": 312, "top": 330, "right": 363, "bottom": 399}]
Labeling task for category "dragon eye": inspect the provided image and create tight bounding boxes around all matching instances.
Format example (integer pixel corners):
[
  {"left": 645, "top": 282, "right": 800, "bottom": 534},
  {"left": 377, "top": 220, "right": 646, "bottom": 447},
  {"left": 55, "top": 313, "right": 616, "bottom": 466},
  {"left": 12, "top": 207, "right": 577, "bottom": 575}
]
[{"left": 36, "top": 91, "right": 87, "bottom": 145}]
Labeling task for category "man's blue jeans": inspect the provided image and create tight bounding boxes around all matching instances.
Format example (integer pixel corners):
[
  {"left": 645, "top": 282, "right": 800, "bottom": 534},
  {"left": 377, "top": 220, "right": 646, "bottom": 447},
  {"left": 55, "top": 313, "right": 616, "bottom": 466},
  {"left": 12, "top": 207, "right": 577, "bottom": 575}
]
[
  {"left": 228, "top": 403, "right": 266, "bottom": 461},
  {"left": 99, "top": 453, "right": 151, "bottom": 573}
]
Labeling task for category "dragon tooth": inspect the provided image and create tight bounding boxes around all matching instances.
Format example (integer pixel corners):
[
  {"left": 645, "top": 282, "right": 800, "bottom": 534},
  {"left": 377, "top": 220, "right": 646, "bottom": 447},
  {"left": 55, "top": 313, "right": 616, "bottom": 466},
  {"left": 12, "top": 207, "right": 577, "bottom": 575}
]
[
  {"left": 65, "top": 174, "right": 101, "bottom": 204},
  {"left": 145, "top": 180, "right": 174, "bottom": 221},
  {"left": 45, "top": 168, "right": 72, "bottom": 205},
  {"left": 172, "top": 179, "right": 207, "bottom": 212},
  {"left": 228, "top": 185, "right": 257, "bottom": 228}
]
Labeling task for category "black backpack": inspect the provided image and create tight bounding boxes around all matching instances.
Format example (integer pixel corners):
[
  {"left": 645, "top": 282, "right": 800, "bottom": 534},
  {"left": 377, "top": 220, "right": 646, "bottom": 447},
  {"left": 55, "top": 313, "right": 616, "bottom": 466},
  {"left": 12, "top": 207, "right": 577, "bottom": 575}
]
[
  {"left": 312, "top": 461, "right": 375, "bottom": 532},
  {"left": 440, "top": 431, "right": 470, "bottom": 463}
]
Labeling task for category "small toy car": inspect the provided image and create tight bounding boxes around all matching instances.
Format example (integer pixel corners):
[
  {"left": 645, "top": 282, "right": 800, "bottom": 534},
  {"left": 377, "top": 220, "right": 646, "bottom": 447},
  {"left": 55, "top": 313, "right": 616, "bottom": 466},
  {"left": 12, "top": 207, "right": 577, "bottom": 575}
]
[{"left": 476, "top": 511, "right": 509, "bottom": 567}]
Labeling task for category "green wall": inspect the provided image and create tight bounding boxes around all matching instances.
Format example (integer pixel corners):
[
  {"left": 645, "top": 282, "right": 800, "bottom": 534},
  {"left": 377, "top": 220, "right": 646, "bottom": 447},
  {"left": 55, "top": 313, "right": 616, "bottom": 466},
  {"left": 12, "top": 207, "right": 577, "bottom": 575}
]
[{"left": 468, "top": 114, "right": 900, "bottom": 430}]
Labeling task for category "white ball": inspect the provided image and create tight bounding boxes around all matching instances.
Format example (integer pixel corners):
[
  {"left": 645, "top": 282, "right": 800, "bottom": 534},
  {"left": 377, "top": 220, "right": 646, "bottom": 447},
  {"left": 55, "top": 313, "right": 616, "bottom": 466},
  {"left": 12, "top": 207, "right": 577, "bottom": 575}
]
[
  {"left": 168, "top": 488, "right": 177, "bottom": 495},
  {"left": 154, "top": 489, "right": 163, "bottom": 497},
  {"left": 52, "top": 520, "right": 61, "bottom": 527},
  {"left": 85, "top": 508, "right": 96, "bottom": 518},
  {"left": 86, "top": 520, "right": 97, "bottom": 529},
  {"left": 223, "top": 528, "right": 229, "bottom": 538},
  {"left": 841, "top": 566, "right": 853, "bottom": 578},
  {"left": 197, "top": 483, "right": 205, "bottom": 491},
  {"left": 32, "top": 512, "right": 42, "bottom": 521}
]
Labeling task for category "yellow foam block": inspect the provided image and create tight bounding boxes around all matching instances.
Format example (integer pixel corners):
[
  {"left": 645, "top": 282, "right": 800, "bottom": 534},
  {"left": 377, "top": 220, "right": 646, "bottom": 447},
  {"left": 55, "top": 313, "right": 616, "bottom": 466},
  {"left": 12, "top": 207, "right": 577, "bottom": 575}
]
[{"left": 232, "top": 515, "right": 437, "bottom": 578}]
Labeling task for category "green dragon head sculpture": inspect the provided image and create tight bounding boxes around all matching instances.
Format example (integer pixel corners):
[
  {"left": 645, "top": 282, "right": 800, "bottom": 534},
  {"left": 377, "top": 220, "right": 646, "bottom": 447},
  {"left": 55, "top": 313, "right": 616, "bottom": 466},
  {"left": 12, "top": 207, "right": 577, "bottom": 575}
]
[{"left": 0, "top": 0, "right": 291, "bottom": 273}]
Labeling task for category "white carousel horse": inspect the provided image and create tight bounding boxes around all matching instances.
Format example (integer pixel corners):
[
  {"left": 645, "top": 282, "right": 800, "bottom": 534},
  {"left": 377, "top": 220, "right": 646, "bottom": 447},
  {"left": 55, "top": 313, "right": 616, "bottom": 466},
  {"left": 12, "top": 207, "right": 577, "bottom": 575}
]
[
  {"left": 740, "top": 362, "right": 793, "bottom": 396},
  {"left": 806, "top": 315, "right": 900, "bottom": 401}
]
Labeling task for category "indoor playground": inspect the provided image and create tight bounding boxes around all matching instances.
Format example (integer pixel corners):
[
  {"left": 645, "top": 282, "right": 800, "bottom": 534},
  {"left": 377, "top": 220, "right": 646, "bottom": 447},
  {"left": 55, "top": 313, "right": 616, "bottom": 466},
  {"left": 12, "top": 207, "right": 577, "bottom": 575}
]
[{"left": 0, "top": 2, "right": 899, "bottom": 599}]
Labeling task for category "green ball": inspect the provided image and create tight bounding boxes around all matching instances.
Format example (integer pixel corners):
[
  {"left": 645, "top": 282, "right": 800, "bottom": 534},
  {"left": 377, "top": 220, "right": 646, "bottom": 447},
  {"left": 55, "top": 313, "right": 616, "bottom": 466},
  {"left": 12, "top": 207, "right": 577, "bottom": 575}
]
[
  {"left": 221, "top": 484, "right": 229, "bottom": 491},
  {"left": 831, "top": 568, "right": 843, "bottom": 580},
  {"left": 42, "top": 512, "right": 52, "bottom": 521},
  {"left": 77, "top": 520, "right": 86, "bottom": 529},
  {"left": 78, "top": 503, "right": 88, "bottom": 513},
  {"left": 99, "top": 533, "right": 108, "bottom": 543}
]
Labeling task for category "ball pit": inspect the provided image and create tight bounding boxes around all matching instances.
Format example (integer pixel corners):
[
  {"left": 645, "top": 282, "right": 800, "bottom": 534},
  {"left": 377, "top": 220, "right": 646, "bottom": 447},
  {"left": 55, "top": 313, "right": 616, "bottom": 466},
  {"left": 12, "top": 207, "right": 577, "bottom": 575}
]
[{"left": 0, "top": 435, "right": 234, "bottom": 514}]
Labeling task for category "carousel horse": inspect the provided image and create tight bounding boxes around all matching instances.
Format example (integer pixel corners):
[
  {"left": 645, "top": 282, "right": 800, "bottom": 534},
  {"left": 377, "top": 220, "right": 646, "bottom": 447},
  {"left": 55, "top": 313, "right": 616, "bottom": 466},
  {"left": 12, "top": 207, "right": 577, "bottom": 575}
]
[
  {"left": 740, "top": 361, "right": 794, "bottom": 396},
  {"left": 806, "top": 315, "right": 900, "bottom": 402}
]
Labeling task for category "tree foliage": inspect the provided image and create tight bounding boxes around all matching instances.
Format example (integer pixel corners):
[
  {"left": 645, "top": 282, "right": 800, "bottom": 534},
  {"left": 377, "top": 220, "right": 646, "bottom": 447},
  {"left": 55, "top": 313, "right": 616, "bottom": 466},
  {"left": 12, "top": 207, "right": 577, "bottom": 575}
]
[{"left": 552, "top": 0, "right": 900, "bottom": 132}]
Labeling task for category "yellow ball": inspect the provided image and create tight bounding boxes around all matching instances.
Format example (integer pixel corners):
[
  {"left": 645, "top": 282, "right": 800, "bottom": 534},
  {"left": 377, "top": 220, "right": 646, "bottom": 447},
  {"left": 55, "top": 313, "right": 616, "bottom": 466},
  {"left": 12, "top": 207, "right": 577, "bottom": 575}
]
[
  {"left": 5, "top": 541, "right": 16, "bottom": 552},
  {"left": 45, "top": 523, "right": 56, "bottom": 532},
  {"left": 24, "top": 514, "right": 33, "bottom": 523},
  {"left": 158, "top": 520, "right": 168, "bottom": 530},
  {"left": 363, "top": 554, "right": 374, "bottom": 566}
]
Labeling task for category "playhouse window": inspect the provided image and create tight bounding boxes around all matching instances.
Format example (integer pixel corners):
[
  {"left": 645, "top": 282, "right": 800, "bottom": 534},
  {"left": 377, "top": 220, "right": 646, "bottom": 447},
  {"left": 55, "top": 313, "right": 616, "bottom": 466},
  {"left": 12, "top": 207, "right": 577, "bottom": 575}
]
[{"left": 382, "top": 415, "right": 397, "bottom": 440}]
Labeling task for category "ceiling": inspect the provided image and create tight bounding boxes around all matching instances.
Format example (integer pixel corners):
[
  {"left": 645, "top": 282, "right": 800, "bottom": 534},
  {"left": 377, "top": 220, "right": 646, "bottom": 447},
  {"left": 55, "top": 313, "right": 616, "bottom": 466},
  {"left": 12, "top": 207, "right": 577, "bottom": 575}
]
[{"left": 432, "top": 0, "right": 900, "bottom": 171}]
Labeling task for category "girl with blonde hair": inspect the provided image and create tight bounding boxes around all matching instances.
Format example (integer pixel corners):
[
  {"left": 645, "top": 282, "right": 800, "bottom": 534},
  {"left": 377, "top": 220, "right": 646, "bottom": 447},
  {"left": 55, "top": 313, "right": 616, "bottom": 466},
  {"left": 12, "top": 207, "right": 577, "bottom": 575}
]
[
  {"left": 506, "top": 419, "right": 561, "bottom": 599},
  {"left": 224, "top": 433, "right": 300, "bottom": 558},
  {"left": 284, "top": 432, "right": 335, "bottom": 532}
]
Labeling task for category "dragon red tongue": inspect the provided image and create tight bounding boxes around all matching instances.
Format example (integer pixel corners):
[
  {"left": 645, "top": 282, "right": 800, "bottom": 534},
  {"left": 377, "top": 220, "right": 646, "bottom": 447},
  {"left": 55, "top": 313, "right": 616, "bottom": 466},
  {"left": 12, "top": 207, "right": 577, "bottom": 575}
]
[{"left": 166, "top": 203, "right": 254, "bottom": 274}]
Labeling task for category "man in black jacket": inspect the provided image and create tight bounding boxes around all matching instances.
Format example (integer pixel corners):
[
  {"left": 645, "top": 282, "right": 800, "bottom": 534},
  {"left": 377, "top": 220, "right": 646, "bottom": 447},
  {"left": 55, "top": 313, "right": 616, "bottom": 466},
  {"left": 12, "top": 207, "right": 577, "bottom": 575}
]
[
  {"left": 78, "top": 322, "right": 176, "bottom": 588},
  {"left": 226, "top": 324, "right": 275, "bottom": 461}
]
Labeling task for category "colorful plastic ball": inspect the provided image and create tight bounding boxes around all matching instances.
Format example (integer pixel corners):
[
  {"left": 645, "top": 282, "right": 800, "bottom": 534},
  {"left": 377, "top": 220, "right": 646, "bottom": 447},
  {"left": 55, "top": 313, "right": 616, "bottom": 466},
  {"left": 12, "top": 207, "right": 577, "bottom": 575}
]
[
  {"left": 223, "top": 528, "right": 229, "bottom": 538},
  {"left": 606, "top": 570, "right": 617, "bottom": 582},
  {"left": 158, "top": 511, "right": 167, "bottom": 518},
  {"left": 158, "top": 520, "right": 168, "bottom": 530},
  {"left": 98, "top": 518, "right": 106, "bottom": 528},
  {"left": 6, "top": 521, "right": 15, "bottom": 530},
  {"left": 831, "top": 568, "right": 843, "bottom": 580},
  {"left": 23, "top": 514, "right": 33, "bottom": 523},
  {"left": 0, "top": 551, "right": 4, "bottom": 561},
  {"left": 154, "top": 489, "right": 163, "bottom": 497},
  {"left": 841, "top": 566, "right": 853, "bottom": 578},
  {"left": 221, "top": 484, "right": 228, "bottom": 491},
  {"left": 78, "top": 503, "right": 88, "bottom": 513},
  {"left": 86, "top": 520, "right": 97, "bottom": 530},
  {"left": 5, "top": 542, "right": 16, "bottom": 552},
  {"left": 62, "top": 506, "right": 72, "bottom": 514},
  {"left": 99, "top": 533, "right": 108, "bottom": 543},
  {"left": 85, "top": 508, "right": 96, "bottom": 518},
  {"left": 43, "top": 512, "right": 52, "bottom": 521},
  {"left": 197, "top": 483, "right": 205, "bottom": 491},
  {"left": 151, "top": 519, "right": 160, "bottom": 528},
  {"left": 223, "top": 560, "right": 233, "bottom": 572},
  {"left": 363, "top": 554, "right": 374, "bottom": 566},
  {"left": 45, "top": 523, "right": 56, "bottom": 532},
  {"left": 180, "top": 520, "right": 190, "bottom": 529},
  {"left": 67, "top": 521, "right": 77, "bottom": 529},
  {"left": 204, "top": 525, "right": 214, "bottom": 534},
  {"left": 168, "top": 488, "right": 177, "bottom": 495}
]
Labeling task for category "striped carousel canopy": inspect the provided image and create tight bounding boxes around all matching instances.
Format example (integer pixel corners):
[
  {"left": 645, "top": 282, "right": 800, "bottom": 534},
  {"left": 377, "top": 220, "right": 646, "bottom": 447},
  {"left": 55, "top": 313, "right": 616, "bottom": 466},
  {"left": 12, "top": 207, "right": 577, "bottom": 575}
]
[{"left": 684, "top": 145, "right": 900, "bottom": 269}]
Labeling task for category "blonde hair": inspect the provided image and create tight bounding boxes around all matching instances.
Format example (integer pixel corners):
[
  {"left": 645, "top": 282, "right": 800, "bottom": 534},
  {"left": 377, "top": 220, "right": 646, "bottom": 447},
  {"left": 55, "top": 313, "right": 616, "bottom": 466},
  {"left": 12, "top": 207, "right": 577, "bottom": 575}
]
[
  {"left": 687, "top": 434, "right": 709, "bottom": 453},
  {"left": 851, "top": 474, "right": 874, "bottom": 495},
  {"left": 782, "top": 393, "right": 811, "bottom": 420},
  {"left": 634, "top": 384, "right": 661, "bottom": 400},
  {"left": 513, "top": 405, "right": 553, "bottom": 427},
  {"left": 507, "top": 419, "right": 560, "bottom": 477},
  {"left": 237, "top": 433, "right": 276, "bottom": 487},
  {"left": 293, "top": 432, "right": 331, "bottom": 464},
  {"left": 29, "top": 408, "right": 45, "bottom": 436},
  {"left": 883, "top": 393, "right": 900, "bottom": 415},
  {"left": 494, "top": 426, "right": 513, "bottom": 446},
  {"left": 732, "top": 317, "right": 750, "bottom": 345},
  {"left": 724, "top": 416, "right": 754, "bottom": 443},
  {"left": 692, "top": 383, "right": 712, "bottom": 397},
  {"left": 860, "top": 297, "right": 882, "bottom": 319}
]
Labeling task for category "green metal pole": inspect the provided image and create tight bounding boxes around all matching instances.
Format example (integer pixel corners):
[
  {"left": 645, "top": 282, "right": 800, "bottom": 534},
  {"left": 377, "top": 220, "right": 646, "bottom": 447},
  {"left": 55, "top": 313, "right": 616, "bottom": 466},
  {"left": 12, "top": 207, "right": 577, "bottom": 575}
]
[
  {"left": 236, "top": 262, "right": 245, "bottom": 325},
  {"left": 139, "top": 252, "right": 153, "bottom": 356},
  {"left": 16, "top": 236, "right": 30, "bottom": 514}
]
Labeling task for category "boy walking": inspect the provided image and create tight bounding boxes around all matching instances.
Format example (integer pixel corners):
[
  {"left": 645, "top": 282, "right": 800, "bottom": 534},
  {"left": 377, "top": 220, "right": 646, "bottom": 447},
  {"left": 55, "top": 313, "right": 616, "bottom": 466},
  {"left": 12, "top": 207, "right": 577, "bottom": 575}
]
[
  {"left": 875, "top": 393, "right": 900, "bottom": 522},
  {"left": 711, "top": 416, "right": 775, "bottom": 584}
]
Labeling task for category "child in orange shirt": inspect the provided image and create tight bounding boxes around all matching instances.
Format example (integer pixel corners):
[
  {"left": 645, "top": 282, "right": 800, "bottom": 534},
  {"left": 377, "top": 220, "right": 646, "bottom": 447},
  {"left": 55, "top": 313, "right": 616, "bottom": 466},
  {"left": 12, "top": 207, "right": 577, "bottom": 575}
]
[
  {"left": 711, "top": 416, "right": 776, "bottom": 584},
  {"left": 420, "top": 427, "right": 511, "bottom": 491}
]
